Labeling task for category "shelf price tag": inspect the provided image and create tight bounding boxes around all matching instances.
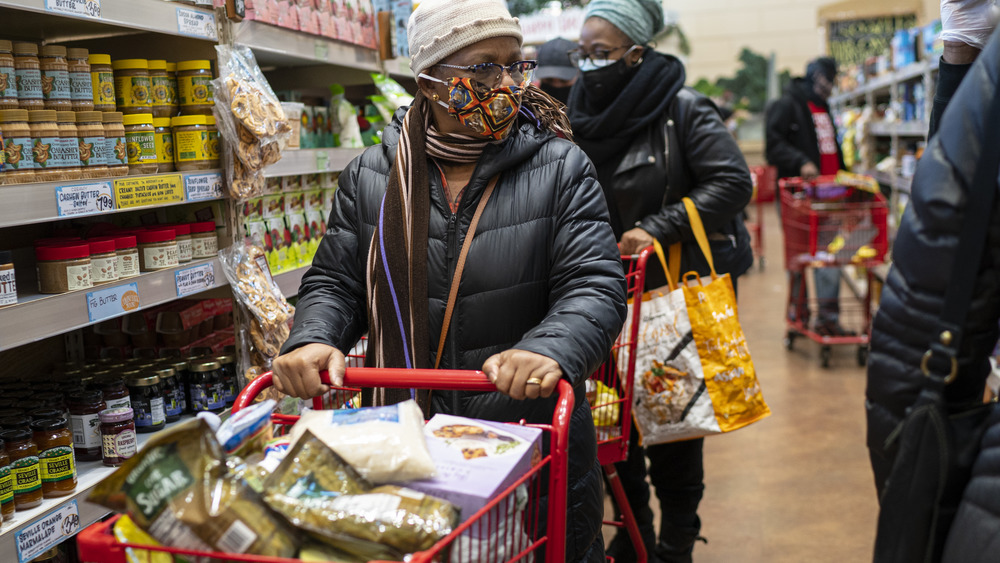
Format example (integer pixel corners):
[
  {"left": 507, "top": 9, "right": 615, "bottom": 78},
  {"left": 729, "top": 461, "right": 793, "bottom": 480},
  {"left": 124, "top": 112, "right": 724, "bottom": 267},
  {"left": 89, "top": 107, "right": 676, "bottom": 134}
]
[
  {"left": 86, "top": 282, "right": 141, "bottom": 323},
  {"left": 176, "top": 7, "right": 218, "bottom": 40},
  {"left": 15, "top": 500, "right": 82, "bottom": 563},
  {"left": 316, "top": 151, "right": 329, "bottom": 172},
  {"left": 175, "top": 262, "right": 216, "bottom": 297},
  {"left": 54, "top": 181, "right": 115, "bottom": 217},
  {"left": 185, "top": 172, "right": 223, "bottom": 201},
  {"left": 114, "top": 174, "right": 185, "bottom": 209},
  {"left": 314, "top": 40, "right": 329, "bottom": 60},
  {"left": 44, "top": 0, "right": 101, "bottom": 19}
]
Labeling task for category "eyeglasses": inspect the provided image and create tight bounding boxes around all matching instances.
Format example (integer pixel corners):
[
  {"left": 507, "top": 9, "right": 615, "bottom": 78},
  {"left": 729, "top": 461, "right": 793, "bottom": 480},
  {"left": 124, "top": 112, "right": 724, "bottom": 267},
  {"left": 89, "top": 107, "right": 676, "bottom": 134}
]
[
  {"left": 433, "top": 60, "right": 538, "bottom": 92},
  {"left": 568, "top": 44, "right": 636, "bottom": 68}
]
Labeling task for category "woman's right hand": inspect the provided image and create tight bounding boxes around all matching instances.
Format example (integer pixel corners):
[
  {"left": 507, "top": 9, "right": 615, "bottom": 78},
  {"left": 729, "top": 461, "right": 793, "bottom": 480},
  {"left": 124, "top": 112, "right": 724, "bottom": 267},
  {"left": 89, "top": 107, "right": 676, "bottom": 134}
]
[{"left": 272, "top": 343, "right": 345, "bottom": 399}]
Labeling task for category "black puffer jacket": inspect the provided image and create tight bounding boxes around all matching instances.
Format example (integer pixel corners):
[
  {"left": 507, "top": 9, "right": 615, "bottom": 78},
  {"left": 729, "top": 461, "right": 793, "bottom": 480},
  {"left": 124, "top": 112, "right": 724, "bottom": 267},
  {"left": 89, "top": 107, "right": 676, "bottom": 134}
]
[
  {"left": 283, "top": 109, "right": 628, "bottom": 563},
  {"left": 865, "top": 34, "right": 1000, "bottom": 495},
  {"left": 765, "top": 78, "right": 846, "bottom": 180}
]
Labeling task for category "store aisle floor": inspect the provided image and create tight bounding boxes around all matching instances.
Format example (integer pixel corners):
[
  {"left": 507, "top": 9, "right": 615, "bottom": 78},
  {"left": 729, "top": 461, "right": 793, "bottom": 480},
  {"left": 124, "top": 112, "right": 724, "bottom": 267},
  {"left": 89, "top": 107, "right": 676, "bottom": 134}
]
[{"left": 604, "top": 203, "right": 880, "bottom": 562}]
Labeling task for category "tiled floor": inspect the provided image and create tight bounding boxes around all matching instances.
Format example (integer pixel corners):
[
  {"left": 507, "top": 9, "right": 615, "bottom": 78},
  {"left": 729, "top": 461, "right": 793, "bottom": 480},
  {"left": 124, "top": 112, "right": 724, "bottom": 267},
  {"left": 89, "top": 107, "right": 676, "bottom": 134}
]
[{"left": 603, "top": 203, "right": 880, "bottom": 562}]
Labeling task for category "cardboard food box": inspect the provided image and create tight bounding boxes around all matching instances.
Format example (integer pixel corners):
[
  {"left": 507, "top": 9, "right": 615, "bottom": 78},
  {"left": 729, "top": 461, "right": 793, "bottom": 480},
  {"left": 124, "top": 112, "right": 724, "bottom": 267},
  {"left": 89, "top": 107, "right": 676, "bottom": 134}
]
[{"left": 404, "top": 414, "right": 543, "bottom": 524}]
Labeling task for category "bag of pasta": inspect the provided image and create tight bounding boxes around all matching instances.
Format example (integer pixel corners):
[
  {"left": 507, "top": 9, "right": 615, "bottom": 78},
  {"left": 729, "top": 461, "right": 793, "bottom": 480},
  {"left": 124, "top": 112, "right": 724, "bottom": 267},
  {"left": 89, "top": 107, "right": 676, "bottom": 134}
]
[{"left": 88, "top": 418, "right": 298, "bottom": 558}]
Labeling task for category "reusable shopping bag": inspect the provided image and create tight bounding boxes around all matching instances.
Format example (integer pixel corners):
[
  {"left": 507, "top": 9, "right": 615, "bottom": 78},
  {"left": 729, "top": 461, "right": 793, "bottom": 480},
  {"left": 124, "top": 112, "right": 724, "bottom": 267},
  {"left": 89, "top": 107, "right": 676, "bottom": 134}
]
[{"left": 622, "top": 198, "right": 770, "bottom": 445}]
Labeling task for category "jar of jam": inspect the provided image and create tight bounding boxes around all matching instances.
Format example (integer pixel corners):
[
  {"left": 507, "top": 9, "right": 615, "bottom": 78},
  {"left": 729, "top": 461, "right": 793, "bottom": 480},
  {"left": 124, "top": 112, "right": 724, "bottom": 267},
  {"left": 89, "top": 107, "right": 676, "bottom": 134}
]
[
  {"left": 67, "top": 390, "right": 105, "bottom": 461},
  {"left": 153, "top": 117, "right": 174, "bottom": 173},
  {"left": 215, "top": 354, "right": 238, "bottom": 407},
  {"left": 176, "top": 60, "right": 213, "bottom": 115},
  {"left": 103, "top": 111, "right": 129, "bottom": 177},
  {"left": 39, "top": 45, "right": 72, "bottom": 111},
  {"left": 189, "top": 221, "right": 218, "bottom": 259},
  {"left": 67, "top": 47, "right": 93, "bottom": 111},
  {"left": 155, "top": 367, "right": 182, "bottom": 423},
  {"left": 13, "top": 42, "right": 43, "bottom": 110},
  {"left": 137, "top": 228, "right": 179, "bottom": 271},
  {"left": 126, "top": 374, "right": 165, "bottom": 432},
  {"left": 0, "top": 41, "right": 18, "bottom": 110},
  {"left": 188, "top": 360, "right": 225, "bottom": 413},
  {"left": 99, "top": 407, "right": 135, "bottom": 467},
  {"left": 89, "top": 54, "right": 115, "bottom": 112},
  {"left": 0, "top": 429, "right": 41, "bottom": 510},
  {"left": 30, "top": 417, "right": 76, "bottom": 498},
  {"left": 164, "top": 360, "right": 190, "bottom": 413},
  {"left": 112, "top": 59, "right": 151, "bottom": 114},
  {"left": 28, "top": 408, "right": 65, "bottom": 421},
  {"left": 0, "top": 438, "right": 13, "bottom": 520},
  {"left": 76, "top": 111, "right": 107, "bottom": 178},
  {"left": 99, "top": 376, "right": 131, "bottom": 410},
  {"left": 147, "top": 60, "right": 173, "bottom": 118},
  {"left": 122, "top": 112, "right": 156, "bottom": 175},
  {"left": 88, "top": 238, "right": 119, "bottom": 285},
  {"left": 0, "top": 109, "right": 36, "bottom": 184}
]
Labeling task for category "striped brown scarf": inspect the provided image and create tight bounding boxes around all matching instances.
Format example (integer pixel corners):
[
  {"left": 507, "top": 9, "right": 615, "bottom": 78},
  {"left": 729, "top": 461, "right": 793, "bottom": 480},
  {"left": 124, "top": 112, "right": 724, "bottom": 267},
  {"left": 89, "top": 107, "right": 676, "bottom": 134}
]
[{"left": 363, "top": 88, "right": 570, "bottom": 405}]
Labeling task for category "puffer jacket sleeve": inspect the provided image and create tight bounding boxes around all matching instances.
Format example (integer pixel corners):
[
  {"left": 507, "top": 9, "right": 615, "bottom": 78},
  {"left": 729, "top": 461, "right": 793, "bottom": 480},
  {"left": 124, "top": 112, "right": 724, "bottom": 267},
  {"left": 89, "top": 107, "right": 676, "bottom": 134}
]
[
  {"left": 514, "top": 143, "right": 628, "bottom": 386},
  {"left": 280, "top": 156, "right": 369, "bottom": 355},
  {"left": 764, "top": 96, "right": 811, "bottom": 176},
  {"left": 866, "top": 31, "right": 1000, "bottom": 494},
  {"left": 638, "top": 92, "right": 753, "bottom": 243}
]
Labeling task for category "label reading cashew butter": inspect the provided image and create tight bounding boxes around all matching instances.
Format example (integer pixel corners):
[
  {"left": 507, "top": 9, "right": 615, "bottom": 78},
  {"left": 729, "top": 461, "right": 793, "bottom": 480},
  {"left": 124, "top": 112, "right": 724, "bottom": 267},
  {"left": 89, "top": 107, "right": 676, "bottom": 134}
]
[
  {"left": 32, "top": 136, "right": 58, "bottom": 169},
  {"left": 80, "top": 136, "right": 105, "bottom": 167},
  {"left": 41, "top": 68, "right": 70, "bottom": 101},
  {"left": 70, "top": 71, "right": 92, "bottom": 101},
  {"left": 0, "top": 64, "right": 17, "bottom": 98},
  {"left": 15, "top": 68, "right": 42, "bottom": 100},
  {"left": 105, "top": 135, "right": 127, "bottom": 166},
  {"left": 4, "top": 136, "right": 35, "bottom": 170}
]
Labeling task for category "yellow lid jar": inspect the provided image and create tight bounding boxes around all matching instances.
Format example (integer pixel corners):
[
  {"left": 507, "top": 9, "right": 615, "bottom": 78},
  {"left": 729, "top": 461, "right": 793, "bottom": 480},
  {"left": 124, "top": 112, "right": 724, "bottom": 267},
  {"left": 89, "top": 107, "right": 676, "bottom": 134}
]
[
  {"left": 176, "top": 60, "right": 214, "bottom": 115},
  {"left": 112, "top": 59, "right": 151, "bottom": 114},
  {"left": 122, "top": 113, "right": 156, "bottom": 175}
]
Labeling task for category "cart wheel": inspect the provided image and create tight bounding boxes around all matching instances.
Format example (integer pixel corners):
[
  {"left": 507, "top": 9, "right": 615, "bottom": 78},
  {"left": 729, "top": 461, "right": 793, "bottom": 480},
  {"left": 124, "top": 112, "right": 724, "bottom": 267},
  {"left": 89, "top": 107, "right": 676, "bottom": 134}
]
[
  {"left": 857, "top": 346, "right": 869, "bottom": 367},
  {"left": 821, "top": 346, "right": 832, "bottom": 368},
  {"left": 784, "top": 331, "right": 796, "bottom": 351}
]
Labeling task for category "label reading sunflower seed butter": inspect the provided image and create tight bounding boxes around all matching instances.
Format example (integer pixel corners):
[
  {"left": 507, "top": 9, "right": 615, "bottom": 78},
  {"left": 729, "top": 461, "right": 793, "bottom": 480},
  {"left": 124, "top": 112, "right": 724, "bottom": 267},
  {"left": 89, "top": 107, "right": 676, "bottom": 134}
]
[
  {"left": 125, "top": 130, "right": 155, "bottom": 165},
  {"left": 91, "top": 70, "right": 114, "bottom": 106},
  {"left": 151, "top": 75, "right": 171, "bottom": 106},
  {"left": 39, "top": 447, "right": 76, "bottom": 483},
  {"left": 114, "top": 75, "right": 151, "bottom": 109},
  {"left": 4, "top": 136, "right": 35, "bottom": 170}
]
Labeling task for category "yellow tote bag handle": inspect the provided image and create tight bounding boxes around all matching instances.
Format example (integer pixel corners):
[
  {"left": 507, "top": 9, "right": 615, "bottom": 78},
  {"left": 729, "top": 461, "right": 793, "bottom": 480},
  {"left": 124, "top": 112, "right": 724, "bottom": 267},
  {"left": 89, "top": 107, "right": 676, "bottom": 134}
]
[
  {"left": 681, "top": 197, "right": 718, "bottom": 279},
  {"left": 651, "top": 239, "right": 677, "bottom": 292}
]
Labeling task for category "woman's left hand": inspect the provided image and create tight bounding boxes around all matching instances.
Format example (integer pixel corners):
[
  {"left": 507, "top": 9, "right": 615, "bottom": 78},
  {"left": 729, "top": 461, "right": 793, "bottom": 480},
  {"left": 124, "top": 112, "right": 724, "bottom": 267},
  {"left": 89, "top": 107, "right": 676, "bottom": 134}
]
[
  {"left": 483, "top": 350, "right": 563, "bottom": 400},
  {"left": 620, "top": 227, "right": 654, "bottom": 255}
]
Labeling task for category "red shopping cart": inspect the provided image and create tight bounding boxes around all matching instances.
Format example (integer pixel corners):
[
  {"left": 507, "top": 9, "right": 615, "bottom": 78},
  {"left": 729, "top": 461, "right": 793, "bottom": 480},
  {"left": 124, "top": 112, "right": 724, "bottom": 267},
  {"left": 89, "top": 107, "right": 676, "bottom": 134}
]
[
  {"left": 778, "top": 176, "right": 888, "bottom": 367},
  {"left": 588, "top": 248, "right": 651, "bottom": 563},
  {"left": 77, "top": 368, "right": 574, "bottom": 563},
  {"left": 747, "top": 165, "right": 777, "bottom": 271}
]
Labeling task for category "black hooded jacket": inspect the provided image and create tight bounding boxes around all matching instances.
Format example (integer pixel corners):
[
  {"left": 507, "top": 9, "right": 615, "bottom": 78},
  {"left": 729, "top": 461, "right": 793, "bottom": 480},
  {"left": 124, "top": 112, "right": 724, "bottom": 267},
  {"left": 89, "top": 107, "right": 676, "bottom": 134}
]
[
  {"left": 282, "top": 108, "right": 628, "bottom": 563},
  {"left": 765, "top": 77, "right": 846, "bottom": 180}
]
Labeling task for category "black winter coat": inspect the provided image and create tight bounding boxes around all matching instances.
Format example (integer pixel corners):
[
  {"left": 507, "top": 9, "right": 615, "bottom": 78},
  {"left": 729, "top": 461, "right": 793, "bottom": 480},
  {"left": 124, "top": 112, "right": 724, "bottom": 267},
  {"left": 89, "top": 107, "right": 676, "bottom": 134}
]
[
  {"left": 594, "top": 87, "right": 754, "bottom": 284},
  {"left": 865, "top": 35, "right": 1000, "bottom": 495},
  {"left": 765, "top": 78, "right": 846, "bottom": 180},
  {"left": 282, "top": 109, "right": 629, "bottom": 563}
]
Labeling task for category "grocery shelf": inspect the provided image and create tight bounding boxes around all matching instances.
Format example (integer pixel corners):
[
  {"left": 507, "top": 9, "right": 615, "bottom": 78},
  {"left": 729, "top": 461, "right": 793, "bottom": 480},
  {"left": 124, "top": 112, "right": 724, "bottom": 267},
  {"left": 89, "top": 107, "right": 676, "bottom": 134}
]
[
  {"left": 830, "top": 58, "right": 939, "bottom": 106},
  {"left": 274, "top": 264, "right": 309, "bottom": 298},
  {"left": 234, "top": 20, "right": 378, "bottom": 72},
  {"left": 0, "top": 171, "right": 224, "bottom": 229},
  {"left": 263, "top": 148, "right": 366, "bottom": 177},
  {"left": 0, "top": 0, "right": 218, "bottom": 42},
  {"left": 870, "top": 169, "right": 913, "bottom": 195},
  {"left": 0, "top": 411, "right": 227, "bottom": 561},
  {"left": 0, "top": 257, "right": 226, "bottom": 353},
  {"left": 868, "top": 120, "right": 928, "bottom": 137}
]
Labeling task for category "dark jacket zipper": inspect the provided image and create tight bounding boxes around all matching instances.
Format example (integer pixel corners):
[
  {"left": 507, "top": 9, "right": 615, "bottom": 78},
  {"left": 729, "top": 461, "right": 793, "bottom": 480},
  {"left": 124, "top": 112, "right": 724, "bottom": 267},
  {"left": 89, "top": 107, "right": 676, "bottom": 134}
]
[{"left": 445, "top": 211, "right": 460, "bottom": 415}]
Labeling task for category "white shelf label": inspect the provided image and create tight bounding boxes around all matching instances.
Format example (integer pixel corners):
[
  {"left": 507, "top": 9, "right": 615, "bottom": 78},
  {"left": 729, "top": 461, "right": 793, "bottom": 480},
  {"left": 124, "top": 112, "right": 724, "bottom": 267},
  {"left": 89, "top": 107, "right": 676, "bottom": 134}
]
[
  {"left": 316, "top": 151, "right": 329, "bottom": 172},
  {"left": 86, "top": 282, "right": 141, "bottom": 322},
  {"left": 185, "top": 173, "right": 223, "bottom": 201},
  {"left": 175, "top": 262, "right": 216, "bottom": 297},
  {"left": 45, "top": 0, "right": 100, "bottom": 19},
  {"left": 176, "top": 7, "right": 218, "bottom": 40},
  {"left": 15, "top": 500, "right": 81, "bottom": 563},
  {"left": 314, "top": 40, "right": 329, "bottom": 60},
  {"left": 55, "top": 182, "right": 115, "bottom": 217}
]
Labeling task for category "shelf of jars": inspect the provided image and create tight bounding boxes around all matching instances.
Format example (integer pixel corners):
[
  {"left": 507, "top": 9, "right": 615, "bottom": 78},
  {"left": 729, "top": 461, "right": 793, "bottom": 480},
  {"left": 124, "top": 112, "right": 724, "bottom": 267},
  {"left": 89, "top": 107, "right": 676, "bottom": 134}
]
[
  {"left": 0, "top": 170, "right": 224, "bottom": 229},
  {"left": 830, "top": 58, "right": 940, "bottom": 107}
]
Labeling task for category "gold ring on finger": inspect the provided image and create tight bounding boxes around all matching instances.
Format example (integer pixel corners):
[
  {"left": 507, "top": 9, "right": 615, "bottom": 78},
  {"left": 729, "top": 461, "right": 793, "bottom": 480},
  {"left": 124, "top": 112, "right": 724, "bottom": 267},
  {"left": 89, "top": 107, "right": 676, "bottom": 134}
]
[{"left": 526, "top": 377, "right": 543, "bottom": 385}]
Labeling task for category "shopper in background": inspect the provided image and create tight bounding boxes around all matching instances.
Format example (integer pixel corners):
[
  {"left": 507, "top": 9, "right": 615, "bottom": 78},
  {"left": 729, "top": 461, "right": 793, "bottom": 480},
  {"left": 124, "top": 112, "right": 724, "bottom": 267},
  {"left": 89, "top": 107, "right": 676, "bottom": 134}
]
[
  {"left": 567, "top": 0, "right": 753, "bottom": 561},
  {"left": 272, "top": 0, "right": 627, "bottom": 561},
  {"left": 867, "top": 2, "right": 1000, "bottom": 496},
  {"left": 535, "top": 37, "right": 579, "bottom": 104},
  {"left": 765, "top": 57, "right": 850, "bottom": 337}
]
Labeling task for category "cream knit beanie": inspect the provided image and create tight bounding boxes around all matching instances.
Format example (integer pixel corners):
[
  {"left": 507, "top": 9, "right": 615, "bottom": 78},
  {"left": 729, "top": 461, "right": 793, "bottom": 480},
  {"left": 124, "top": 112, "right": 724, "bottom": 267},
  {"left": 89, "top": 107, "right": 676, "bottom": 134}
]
[{"left": 408, "top": 0, "right": 523, "bottom": 76}]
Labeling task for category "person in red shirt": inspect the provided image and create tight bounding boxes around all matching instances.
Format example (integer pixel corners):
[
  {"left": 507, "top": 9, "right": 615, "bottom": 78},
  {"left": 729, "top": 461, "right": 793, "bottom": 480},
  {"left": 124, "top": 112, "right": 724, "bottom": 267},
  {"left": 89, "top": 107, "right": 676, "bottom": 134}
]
[{"left": 766, "top": 57, "right": 850, "bottom": 336}]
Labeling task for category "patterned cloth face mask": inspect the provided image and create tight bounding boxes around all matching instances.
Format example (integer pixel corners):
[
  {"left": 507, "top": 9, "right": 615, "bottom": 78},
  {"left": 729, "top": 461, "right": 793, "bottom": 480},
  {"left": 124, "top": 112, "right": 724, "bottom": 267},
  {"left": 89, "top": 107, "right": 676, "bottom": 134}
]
[{"left": 419, "top": 74, "right": 524, "bottom": 141}]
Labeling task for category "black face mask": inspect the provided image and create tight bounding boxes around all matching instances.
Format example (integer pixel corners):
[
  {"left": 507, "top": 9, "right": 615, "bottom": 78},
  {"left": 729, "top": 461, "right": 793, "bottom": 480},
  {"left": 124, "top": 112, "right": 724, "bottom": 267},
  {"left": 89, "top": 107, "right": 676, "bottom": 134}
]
[
  {"left": 540, "top": 83, "right": 573, "bottom": 105},
  {"left": 581, "top": 58, "right": 639, "bottom": 110}
]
